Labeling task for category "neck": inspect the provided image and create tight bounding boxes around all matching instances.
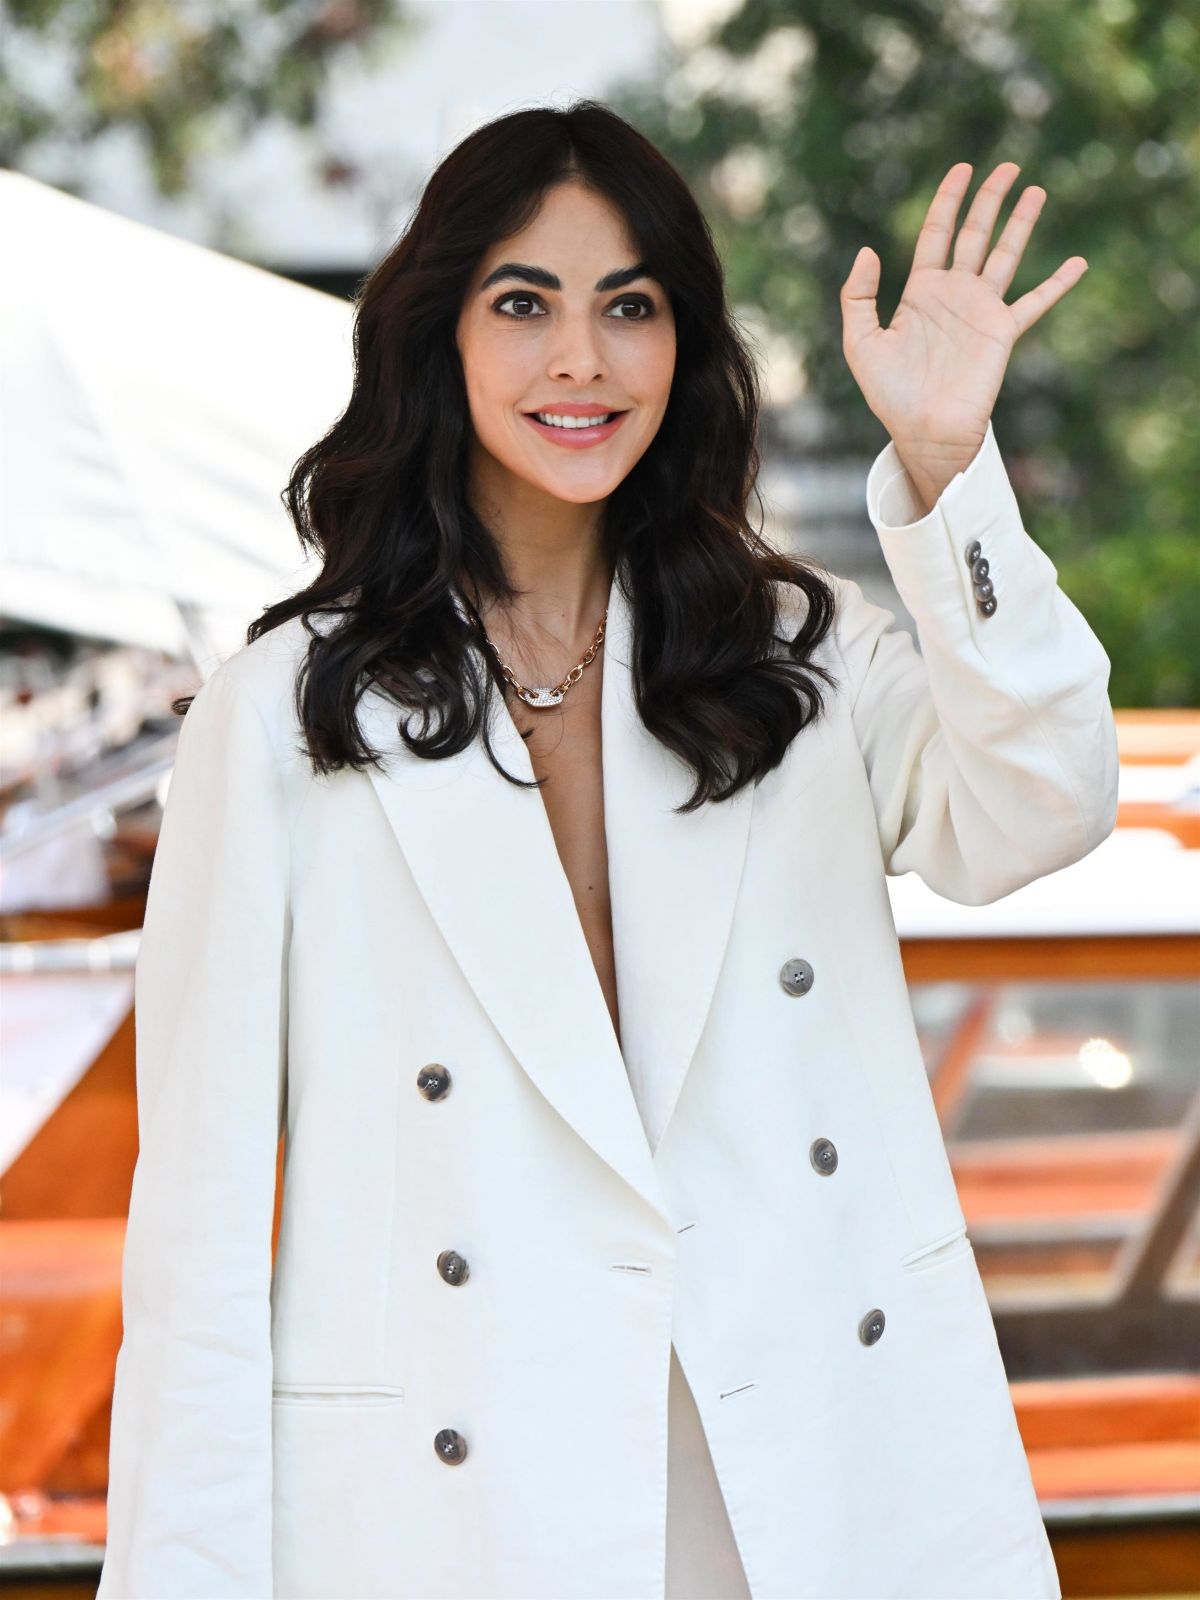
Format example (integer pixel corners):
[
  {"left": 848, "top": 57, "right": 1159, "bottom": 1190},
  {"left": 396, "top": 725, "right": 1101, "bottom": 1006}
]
[{"left": 465, "top": 456, "right": 614, "bottom": 666}]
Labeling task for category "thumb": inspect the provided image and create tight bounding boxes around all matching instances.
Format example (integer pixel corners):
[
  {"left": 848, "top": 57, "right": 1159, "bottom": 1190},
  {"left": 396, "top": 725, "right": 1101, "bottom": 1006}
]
[{"left": 840, "top": 246, "right": 881, "bottom": 348}]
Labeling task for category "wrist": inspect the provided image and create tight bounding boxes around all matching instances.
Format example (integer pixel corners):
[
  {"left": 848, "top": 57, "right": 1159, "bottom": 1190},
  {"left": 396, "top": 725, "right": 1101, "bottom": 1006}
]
[{"left": 889, "top": 433, "right": 984, "bottom": 518}]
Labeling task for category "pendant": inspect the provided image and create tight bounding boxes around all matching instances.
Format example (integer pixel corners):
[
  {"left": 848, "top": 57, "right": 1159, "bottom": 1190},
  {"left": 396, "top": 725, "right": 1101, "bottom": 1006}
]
[{"left": 521, "top": 686, "right": 565, "bottom": 708}]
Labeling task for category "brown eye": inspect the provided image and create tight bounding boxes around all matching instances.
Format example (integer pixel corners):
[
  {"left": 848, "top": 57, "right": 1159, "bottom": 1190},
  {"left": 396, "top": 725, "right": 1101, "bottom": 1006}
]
[
  {"left": 494, "top": 293, "right": 546, "bottom": 319},
  {"left": 609, "top": 296, "right": 655, "bottom": 320}
]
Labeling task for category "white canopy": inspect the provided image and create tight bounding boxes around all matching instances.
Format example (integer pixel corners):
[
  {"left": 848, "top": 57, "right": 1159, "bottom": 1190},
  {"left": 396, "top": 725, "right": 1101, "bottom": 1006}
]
[{"left": 0, "top": 169, "right": 354, "bottom": 674}]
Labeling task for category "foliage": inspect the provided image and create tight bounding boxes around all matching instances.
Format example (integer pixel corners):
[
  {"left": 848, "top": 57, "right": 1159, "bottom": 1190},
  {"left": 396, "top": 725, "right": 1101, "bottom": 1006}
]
[
  {"left": 610, "top": 0, "right": 1200, "bottom": 706},
  {"left": 0, "top": 0, "right": 412, "bottom": 198}
]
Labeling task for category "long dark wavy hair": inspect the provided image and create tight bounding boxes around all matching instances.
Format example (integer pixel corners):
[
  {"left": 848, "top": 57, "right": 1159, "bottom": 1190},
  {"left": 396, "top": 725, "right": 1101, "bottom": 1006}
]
[{"left": 176, "top": 99, "right": 841, "bottom": 813}]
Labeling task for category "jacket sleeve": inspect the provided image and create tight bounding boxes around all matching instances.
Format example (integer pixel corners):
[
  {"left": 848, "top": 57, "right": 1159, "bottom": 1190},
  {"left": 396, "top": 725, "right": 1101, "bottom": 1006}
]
[
  {"left": 98, "top": 662, "right": 289, "bottom": 1598},
  {"left": 832, "top": 418, "right": 1119, "bottom": 905}
]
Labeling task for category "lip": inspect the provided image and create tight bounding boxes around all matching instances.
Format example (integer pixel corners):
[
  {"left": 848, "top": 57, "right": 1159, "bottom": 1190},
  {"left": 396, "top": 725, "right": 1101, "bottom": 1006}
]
[{"left": 523, "top": 409, "right": 630, "bottom": 449}]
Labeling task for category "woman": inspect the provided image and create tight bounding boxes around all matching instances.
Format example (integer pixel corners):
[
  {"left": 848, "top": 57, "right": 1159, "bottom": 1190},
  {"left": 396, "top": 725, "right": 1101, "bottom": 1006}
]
[{"left": 99, "top": 102, "right": 1115, "bottom": 1599}]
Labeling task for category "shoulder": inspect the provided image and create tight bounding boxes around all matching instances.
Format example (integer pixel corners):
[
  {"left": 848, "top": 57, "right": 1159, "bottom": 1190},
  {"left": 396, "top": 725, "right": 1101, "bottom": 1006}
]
[
  {"left": 772, "top": 567, "right": 910, "bottom": 722},
  {"left": 777, "top": 565, "right": 904, "bottom": 654},
  {"left": 190, "top": 614, "right": 314, "bottom": 773},
  {"left": 772, "top": 566, "right": 854, "bottom": 663},
  {"left": 203, "top": 613, "right": 308, "bottom": 704}
]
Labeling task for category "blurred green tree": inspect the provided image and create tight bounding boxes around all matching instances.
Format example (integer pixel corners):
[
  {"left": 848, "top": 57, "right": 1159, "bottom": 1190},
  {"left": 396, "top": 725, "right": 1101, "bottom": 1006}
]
[
  {"left": 613, "top": 0, "right": 1199, "bottom": 706},
  {"left": 0, "top": 0, "right": 412, "bottom": 211}
]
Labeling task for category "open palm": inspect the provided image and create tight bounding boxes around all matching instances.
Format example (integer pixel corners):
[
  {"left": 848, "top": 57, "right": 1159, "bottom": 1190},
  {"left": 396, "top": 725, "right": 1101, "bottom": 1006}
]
[{"left": 841, "top": 161, "right": 1088, "bottom": 459}]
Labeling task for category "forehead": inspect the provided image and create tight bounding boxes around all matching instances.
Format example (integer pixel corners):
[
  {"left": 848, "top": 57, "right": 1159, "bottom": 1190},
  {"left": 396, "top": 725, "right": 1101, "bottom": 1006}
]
[{"left": 478, "top": 184, "right": 637, "bottom": 265}]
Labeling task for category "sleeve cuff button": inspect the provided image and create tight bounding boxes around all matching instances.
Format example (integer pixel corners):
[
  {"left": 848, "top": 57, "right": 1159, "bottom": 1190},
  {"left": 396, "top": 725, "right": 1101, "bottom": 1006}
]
[{"left": 964, "top": 542, "right": 996, "bottom": 614}]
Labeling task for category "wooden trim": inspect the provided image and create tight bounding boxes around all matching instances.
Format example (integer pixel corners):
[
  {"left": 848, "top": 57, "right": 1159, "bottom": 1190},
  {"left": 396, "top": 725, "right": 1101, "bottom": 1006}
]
[{"left": 900, "top": 934, "right": 1200, "bottom": 983}]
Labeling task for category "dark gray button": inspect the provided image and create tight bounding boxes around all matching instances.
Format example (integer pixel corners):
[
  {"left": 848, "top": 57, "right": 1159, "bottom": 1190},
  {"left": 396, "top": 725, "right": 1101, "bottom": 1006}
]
[
  {"left": 858, "top": 1308, "right": 886, "bottom": 1345},
  {"left": 978, "top": 594, "right": 998, "bottom": 617},
  {"left": 780, "top": 958, "right": 815, "bottom": 996},
  {"left": 973, "top": 576, "right": 994, "bottom": 601},
  {"left": 810, "top": 1137, "right": 838, "bottom": 1174},
  {"left": 964, "top": 540, "right": 982, "bottom": 566},
  {"left": 970, "top": 555, "right": 990, "bottom": 584},
  {"left": 434, "top": 1428, "right": 468, "bottom": 1464},
  {"left": 418, "top": 1064, "right": 452, "bottom": 1100},
  {"left": 437, "top": 1249, "right": 470, "bottom": 1285}
]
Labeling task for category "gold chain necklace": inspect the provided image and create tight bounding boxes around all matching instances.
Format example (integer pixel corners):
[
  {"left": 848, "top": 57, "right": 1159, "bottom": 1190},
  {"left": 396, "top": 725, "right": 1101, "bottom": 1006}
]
[{"left": 482, "top": 607, "right": 608, "bottom": 709}]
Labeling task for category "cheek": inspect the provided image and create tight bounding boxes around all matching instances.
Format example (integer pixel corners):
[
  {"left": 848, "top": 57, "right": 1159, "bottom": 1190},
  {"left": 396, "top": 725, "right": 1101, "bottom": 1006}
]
[
  {"left": 459, "top": 320, "right": 528, "bottom": 404},
  {"left": 629, "top": 332, "right": 676, "bottom": 412},
  {"left": 462, "top": 357, "right": 529, "bottom": 453},
  {"left": 465, "top": 346, "right": 520, "bottom": 410}
]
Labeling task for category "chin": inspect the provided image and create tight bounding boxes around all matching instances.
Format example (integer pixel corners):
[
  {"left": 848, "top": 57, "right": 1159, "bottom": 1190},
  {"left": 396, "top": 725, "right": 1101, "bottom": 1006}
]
[{"left": 539, "top": 473, "right": 626, "bottom": 504}]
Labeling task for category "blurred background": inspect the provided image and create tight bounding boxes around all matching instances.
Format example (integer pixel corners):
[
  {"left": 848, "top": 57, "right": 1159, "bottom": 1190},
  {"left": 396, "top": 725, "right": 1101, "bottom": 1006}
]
[{"left": 0, "top": 2, "right": 1197, "bottom": 1597}]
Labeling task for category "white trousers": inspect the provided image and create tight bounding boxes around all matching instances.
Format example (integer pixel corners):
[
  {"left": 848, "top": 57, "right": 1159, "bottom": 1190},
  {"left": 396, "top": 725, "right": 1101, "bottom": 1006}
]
[{"left": 665, "top": 1343, "right": 753, "bottom": 1600}]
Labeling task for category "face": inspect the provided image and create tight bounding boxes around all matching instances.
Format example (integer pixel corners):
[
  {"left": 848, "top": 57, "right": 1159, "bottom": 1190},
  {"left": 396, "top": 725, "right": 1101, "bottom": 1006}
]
[{"left": 455, "top": 181, "right": 676, "bottom": 510}]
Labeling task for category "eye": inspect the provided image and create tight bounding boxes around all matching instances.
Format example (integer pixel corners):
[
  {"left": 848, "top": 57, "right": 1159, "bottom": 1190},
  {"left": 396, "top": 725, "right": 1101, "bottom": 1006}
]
[
  {"left": 608, "top": 295, "right": 656, "bottom": 320},
  {"left": 493, "top": 292, "right": 548, "bottom": 320},
  {"left": 491, "top": 292, "right": 657, "bottom": 321}
]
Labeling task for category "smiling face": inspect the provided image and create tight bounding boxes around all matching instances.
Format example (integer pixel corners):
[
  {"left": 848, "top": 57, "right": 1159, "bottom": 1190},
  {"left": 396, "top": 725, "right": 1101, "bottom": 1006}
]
[{"left": 455, "top": 181, "right": 676, "bottom": 511}]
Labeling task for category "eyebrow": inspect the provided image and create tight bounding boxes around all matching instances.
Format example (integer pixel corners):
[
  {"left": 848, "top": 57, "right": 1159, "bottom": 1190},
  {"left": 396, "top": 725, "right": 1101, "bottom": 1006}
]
[{"left": 478, "top": 261, "right": 653, "bottom": 294}]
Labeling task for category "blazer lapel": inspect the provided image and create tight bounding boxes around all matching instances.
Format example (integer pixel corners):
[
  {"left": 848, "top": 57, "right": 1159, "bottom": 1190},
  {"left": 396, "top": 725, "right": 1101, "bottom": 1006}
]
[
  {"left": 600, "top": 560, "right": 756, "bottom": 1156},
  {"left": 355, "top": 556, "right": 758, "bottom": 1225}
]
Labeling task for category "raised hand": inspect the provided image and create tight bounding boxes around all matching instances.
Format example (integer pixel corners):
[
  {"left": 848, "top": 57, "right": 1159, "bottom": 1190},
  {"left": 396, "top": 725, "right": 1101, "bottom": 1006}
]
[{"left": 840, "top": 161, "right": 1087, "bottom": 512}]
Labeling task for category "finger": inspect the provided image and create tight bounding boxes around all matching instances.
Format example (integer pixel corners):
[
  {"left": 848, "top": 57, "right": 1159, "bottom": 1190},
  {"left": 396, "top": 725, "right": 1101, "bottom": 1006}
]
[
  {"left": 981, "top": 185, "right": 1047, "bottom": 296},
  {"left": 951, "top": 161, "right": 1022, "bottom": 274},
  {"left": 1008, "top": 257, "right": 1088, "bottom": 337},
  {"left": 910, "top": 162, "right": 973, "bottom": 274},
  {"left": 840, "top": 245, "right": 882, "bottom": 347}
]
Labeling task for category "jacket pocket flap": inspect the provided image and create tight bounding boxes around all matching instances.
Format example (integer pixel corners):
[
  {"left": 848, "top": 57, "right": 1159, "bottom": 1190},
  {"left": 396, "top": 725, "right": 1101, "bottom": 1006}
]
[
  {"left": 271, "top": 1382, "right": 405, "bottom": 1404},
  {"left": 900, "top": 1226, "right": 971, "bottom": 1273}
]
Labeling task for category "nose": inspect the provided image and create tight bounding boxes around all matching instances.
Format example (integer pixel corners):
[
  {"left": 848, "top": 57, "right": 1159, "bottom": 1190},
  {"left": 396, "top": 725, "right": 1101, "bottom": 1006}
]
[{"left": 545, "top": 309, "right": 610, "bottom": 385}]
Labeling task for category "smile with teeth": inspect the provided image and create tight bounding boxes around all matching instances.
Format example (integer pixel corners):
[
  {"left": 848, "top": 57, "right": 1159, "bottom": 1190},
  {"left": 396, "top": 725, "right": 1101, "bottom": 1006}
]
[{"left": 531, "top": 411, "right": 621, "bottom": 428}]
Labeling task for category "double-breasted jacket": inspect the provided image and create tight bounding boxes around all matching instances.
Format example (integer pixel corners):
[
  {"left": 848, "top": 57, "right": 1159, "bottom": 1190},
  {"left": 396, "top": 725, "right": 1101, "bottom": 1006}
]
[{"left": 98, "top": 419, "right": 1118, "bottom": 1598}]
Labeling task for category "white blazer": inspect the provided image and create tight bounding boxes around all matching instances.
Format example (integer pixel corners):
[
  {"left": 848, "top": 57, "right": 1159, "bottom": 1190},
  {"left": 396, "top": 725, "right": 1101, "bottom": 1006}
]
[{"left": 98, "top": 418, "right": 1118, "bottom": 1600}]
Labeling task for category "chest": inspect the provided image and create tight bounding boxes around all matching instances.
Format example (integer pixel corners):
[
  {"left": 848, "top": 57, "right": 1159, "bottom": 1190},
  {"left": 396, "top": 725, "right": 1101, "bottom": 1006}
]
[{"left": 502, "top": 665, "right": 622, "bottom": 1051}]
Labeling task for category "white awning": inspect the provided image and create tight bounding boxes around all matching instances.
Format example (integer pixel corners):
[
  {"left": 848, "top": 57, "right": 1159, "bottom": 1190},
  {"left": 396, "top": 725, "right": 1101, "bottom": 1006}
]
[{"left": 0, "top": 169, "right": 354, "bottom": 673}]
